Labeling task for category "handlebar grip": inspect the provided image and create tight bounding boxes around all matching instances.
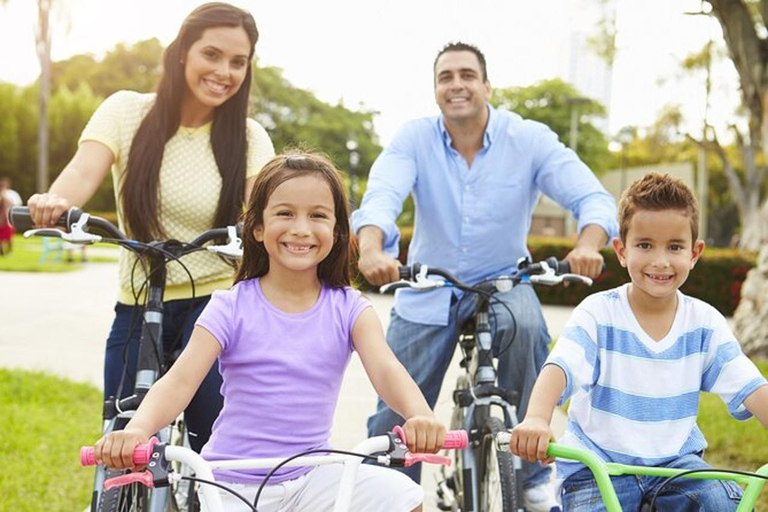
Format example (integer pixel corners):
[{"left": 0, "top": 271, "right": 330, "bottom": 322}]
[
  {"left": 553, "top": 259, "right": 570, "bottom": 274},
  {"left": 9, "top": 206, "right": 35, "bottom": 231},
  {"left": 9, "top": 206, "right": 81, "bottom": 231},
  {"left": 398, "top": 266, "right": 411, "bottom": 280},
  {"left": 393, "top": 426, "right": 468, "bottom": 450},
  {"left": 442, "top": 430, "right": 468, "bottom": 449},
  {"left": 80, "top": 437, "right": 158, "bottom": 467}
]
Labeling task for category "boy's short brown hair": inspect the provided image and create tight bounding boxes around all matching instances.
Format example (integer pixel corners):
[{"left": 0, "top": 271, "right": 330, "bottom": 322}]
[{"left": 618, "top": 172, "right": 699, "bottom": 242}]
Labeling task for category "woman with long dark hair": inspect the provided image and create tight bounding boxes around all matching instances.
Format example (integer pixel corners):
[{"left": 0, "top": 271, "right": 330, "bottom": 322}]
[{"left": 28, "top": 2, "right": 274, "bottom": 451}]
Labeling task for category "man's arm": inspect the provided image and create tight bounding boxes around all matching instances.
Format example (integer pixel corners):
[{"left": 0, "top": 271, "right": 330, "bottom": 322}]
[
  {"left": 351, "top": 123, "right": 419, "bottom": 285},
  {"left": 531, "top": 124, "right": 618, "bottom": 277}
]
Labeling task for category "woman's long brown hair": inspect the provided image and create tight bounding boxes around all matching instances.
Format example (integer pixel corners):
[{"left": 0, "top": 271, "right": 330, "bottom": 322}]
[
  {"left": 235, "top": 152, "right": 353, "bottom": 288},
  {"left": 120, "top": 2, "right": 258, "bottom": 242}
]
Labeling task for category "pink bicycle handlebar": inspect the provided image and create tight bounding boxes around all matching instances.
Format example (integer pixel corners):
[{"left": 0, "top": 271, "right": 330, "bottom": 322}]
[
  {"left": 80, "top": 429, "right": 468, "bottom": 470},
  {"left": 80, "top": 437, "right": 159, "bottom": 467},
  {"left": 393, "top": 425, "right": 468, "bottom": 449}
]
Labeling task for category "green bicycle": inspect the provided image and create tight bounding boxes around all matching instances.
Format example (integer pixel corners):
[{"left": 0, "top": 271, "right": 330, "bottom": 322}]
[{"left": 495, "top": 434, "right": 768, "bottom": 511}]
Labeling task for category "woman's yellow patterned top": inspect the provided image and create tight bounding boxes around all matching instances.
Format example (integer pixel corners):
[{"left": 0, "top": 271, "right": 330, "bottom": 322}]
[{"left": 79, "top": 90, "right": 275, "bottom": 304}]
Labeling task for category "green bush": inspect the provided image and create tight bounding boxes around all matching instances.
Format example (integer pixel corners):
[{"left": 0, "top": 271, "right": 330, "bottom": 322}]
[{"left": 356, "top": 230, "right": 755, "bottom": 317}]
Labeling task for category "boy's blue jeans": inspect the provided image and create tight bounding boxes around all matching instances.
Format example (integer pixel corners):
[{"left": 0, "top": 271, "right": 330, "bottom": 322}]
[
  {"left": 367, "top": 284, "right": 552, "bottom": 489},
  {"left": 103, "top": 298, "right": 223, "bottom": 453},
  {"left": 561, "top": 453, "right": 743, "bottom": 511}
]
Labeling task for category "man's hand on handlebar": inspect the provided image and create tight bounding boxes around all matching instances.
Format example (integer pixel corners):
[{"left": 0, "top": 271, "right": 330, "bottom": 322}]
[
  {"left": 564, "top": 246, "right": 604, "bottom": 280},
  {"left": 358, "top": 248, "right": 400, "bottom": 287},
  {"left": 27, "top": 193, "right": 72, "bottom": 229}
]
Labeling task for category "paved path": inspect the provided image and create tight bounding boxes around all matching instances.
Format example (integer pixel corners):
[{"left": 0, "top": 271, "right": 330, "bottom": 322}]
[{"left": 1, "top": 262, "right": 573, "bottom": 511}]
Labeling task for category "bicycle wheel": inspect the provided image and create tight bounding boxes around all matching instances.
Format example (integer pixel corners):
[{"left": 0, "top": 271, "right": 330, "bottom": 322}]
[
  {"left": 169, "top": 418, "right": 199, "bottom": 512},
  {"left": 478, "top": 416, "right": 518, "bottom": 512},
  {"left": 439, "top": 375, "right": 471, "bottom": 511}
]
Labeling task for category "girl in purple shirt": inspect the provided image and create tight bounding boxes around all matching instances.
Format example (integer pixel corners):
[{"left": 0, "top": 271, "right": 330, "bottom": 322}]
[{"left": 92, "top": 152, "right": 445, "bottom": 511}]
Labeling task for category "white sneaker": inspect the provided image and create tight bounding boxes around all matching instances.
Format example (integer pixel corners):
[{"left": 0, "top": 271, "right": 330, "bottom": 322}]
[{"left": 523, "top": 481, "right": 562, "bottom": 512}]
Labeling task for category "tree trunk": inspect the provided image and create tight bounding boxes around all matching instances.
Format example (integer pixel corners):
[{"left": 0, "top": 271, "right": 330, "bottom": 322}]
[{"left": 36, "top": 0, "right": 51, "bottom": 193}]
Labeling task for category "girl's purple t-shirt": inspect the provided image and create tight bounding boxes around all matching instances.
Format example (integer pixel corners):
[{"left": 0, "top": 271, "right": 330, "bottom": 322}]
[{"left": 196, "top": 278, "right": 370, "bottom": 483}]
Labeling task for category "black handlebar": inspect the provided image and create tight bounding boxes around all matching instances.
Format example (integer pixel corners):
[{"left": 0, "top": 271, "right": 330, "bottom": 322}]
[
  {"left": 9, "top": 205, "right": 240, "bottom": 246},
  {"left": 9, "top": 205, "right": 79, "bottom": 232},
  {"left": 397, "top": 257, "right": 571, "bottom": 285}
]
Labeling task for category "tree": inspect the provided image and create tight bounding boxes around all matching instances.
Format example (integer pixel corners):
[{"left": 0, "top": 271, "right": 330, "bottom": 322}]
[
  {"left": 702, "top": 0, "right": 768, "bottom": 357},
  {"left": 35, "top": 0, "right": 52, "bottom": 193},
  {"left": 491, "top": 78, "right": 611, "bottom": 173}
]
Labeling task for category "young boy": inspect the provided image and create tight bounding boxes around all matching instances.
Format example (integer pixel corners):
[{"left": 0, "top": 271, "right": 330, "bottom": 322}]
[{"left": 510, "top": 172, "right": 768, "bottom": 510}]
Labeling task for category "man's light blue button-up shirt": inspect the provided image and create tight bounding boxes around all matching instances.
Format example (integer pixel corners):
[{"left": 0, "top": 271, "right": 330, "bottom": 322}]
[{"left": 351, "top": 105, "right": 618, "bottom": 326}]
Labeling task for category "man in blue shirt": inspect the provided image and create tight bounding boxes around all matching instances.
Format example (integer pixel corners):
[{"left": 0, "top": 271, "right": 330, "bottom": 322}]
[{"left": 351, "top": 42, "right": 618, "bottom": 511}]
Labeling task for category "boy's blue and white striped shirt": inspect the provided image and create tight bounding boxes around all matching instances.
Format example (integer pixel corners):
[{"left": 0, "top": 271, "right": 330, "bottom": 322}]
[{"left": 548, "top": 284, "right": 767, "bottom": 481}]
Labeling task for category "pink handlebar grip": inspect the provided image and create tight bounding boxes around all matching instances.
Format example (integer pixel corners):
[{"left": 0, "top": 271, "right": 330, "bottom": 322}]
[
  {"left": 393, "top": 426, "right": 468, "bottom": 450},
  {"left": 442, "top": 429, "right": 468, "bottom": 450},
  {"left": 80, "top": 437, "right": 159, "bottom": 467}
]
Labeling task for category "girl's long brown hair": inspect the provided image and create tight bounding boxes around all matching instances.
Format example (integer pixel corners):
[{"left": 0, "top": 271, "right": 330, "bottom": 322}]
[
  {"left": 235, "top": 152, "right": 353, "bottom": 288},
  {"left": 121, "top": 2, "right": 258, "bottom": 242}
]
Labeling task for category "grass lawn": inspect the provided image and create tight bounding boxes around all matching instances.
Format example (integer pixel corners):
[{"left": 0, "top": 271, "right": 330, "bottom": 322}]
[
  {"left": 0, "top": 369, "right": 102, "bottom": 512},
  {"left": 0, "top": 234, "right": 117, "bottom": 272},
  {"left": 699, "top": 358, "right": 768, "bottom": 508}
]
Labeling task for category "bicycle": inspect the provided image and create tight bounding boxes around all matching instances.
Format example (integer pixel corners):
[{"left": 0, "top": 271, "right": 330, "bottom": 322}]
[
  {"left": 80, "top": 427, "right": 469, "bottom": 512},
  {"left": 10, "top": 205, "right": 242, "bottom": 512},
  {"left": 493, "top": 435, "right": 768, "bottom": 511},
  {"left": 381, "top": 258, "right": 593, "bottom": 512}
]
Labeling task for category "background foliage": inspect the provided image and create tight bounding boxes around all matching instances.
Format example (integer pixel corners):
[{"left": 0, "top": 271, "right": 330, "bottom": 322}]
[{"left": 0, "top": 38, "right": 381, "bottom": 210}]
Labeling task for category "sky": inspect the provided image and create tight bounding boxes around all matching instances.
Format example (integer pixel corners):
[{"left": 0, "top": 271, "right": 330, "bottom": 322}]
[{"left": 0, "top": 0, "right": 741, "bottom": 146}]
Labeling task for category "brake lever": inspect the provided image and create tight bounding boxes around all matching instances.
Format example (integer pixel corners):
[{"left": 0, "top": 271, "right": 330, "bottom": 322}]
[
  {"left": 529, "top": 273, "right": 593, "bottom": 286},
  {"left": 206, "top": 225, "right": 243, "bottom": 258},
  {"left": 379, "top": 276, "right": 448, "bottom": 294},
  {"left": 23, "top": 213, "right": 102, "bottom": 244},
  {"left": 563, "top": 274, "right": 593, "bottom": 286}
]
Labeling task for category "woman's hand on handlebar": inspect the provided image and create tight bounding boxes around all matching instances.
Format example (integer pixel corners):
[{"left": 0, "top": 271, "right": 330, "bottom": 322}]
[
  {"left": 401, "top": 414, "right": 447, "bottom": 455},
  {"left": 358, "top": 248, "right": 400, "bottom": 287},
  {"left": 509, "top": 418, "right": 556, "bottom": 466},
  {"left": 27, "top": 193, "right": 71, "bottom": 229},
  {"left": 94, "top": 427, "right": 150, "bottom": 471}
]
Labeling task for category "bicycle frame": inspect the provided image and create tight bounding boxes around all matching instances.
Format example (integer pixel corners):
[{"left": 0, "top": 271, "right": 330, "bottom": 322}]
[
  {"left": 495, "top": 436, "right": 768, "bottom": 512},
  {"left": 452, "top": 285, "right": 523, "bottom": 511},
  {"left": 10, "top": 205, "right": 241, "bottom": 511},
  {"left": 385, "top": 258, "right": 591, "bottom": 512}
]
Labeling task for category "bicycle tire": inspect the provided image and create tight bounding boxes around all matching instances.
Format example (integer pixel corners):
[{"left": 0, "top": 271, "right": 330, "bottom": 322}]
[
  {"left": 478, "top": 416, "right": 518, "bottom": 512},
  {"left": 443, "top": 375, "right": 470, "bottom": 511}
]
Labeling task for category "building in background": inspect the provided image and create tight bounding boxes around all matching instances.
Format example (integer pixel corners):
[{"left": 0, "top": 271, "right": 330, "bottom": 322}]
[{"left": 529, "top": 162, "right": 696, "bottom": 238}]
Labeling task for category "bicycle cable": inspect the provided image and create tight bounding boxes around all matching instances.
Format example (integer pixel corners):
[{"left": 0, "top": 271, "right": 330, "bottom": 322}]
[
  {"left": 178, "top": 475, "right": 257, "bottom": 512},
  {"left": 648, "top": 467, "right": 768, "bottom": 510},
  {"left": 252, "top": 449, "right": 379, "bottom": 510},
  {"left": 106, "top": 238, "right": 199, "bottom": 408}
]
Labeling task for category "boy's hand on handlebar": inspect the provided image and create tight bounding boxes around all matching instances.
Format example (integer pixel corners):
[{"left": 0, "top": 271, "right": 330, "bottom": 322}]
[
  {"left": 358, "top": 248, "right": 400, "bottom": 286},
  {"left": 94, "top": 428, "right": 150, "bottom": 470},
  {"left": 509, "top": 418, "right": 555, "bottom": 465},
  {"left": 27, "top": 193, "right": 71, "bottom": 228},
  {"left": 564, "top": 246, "right": 604, "bottom": 280},
  {"left": 402, "top": 415, "right": 447, "bottom": 454}
]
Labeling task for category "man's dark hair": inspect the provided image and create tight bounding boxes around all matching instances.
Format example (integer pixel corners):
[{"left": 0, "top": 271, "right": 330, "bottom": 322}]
[{"left": 434, "top": 42, "right": 488, "bottom": 82}]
